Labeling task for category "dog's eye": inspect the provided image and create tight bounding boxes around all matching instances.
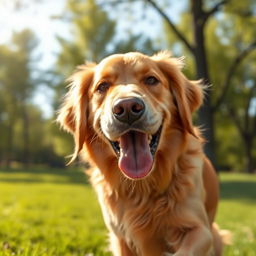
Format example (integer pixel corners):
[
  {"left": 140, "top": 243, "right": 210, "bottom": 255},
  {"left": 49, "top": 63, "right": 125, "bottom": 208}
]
[
  {"left": 144, "top": 76, "right": 159, "bottom": 86},
  {"left": 97, "top": 81, "right": 110, "bottom": 93}
]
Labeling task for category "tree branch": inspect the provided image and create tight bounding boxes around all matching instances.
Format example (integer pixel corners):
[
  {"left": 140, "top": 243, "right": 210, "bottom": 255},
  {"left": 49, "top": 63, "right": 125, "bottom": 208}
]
[
  {"left": 213, "top": 40, "right": 256, "bottom": 111},
  {"left": 228, "top": 106, "right": 245, "bottom": 137},
  {"left": 203, "top": 0, "right": 230, "bottom": 23},
  {"left": 146, "top": 0, "right": 195, "bottom": 54},
  {"left": 98, "top": 0, "right": 139, "bottom": 6},
  {"left": 101, "top": 0, "right": 195, "bottom": 53}
]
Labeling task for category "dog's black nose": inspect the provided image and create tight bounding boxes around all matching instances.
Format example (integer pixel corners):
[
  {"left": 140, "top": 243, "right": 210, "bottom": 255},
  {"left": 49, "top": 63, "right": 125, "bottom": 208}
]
[{"left": 112, "top": 97, "right": 145, "bottom": 124}]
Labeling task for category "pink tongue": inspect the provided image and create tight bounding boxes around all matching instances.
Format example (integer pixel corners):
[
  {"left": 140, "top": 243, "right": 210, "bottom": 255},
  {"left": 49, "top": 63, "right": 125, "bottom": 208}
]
[{"left": 118, "top": 131, "right": 153, "bottom": 179}]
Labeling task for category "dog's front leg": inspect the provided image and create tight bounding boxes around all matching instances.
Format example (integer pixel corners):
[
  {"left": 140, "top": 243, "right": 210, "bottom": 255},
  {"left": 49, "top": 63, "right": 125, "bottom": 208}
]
[{"left": 173, "top": 225, "right": 213, "bottom": 256}]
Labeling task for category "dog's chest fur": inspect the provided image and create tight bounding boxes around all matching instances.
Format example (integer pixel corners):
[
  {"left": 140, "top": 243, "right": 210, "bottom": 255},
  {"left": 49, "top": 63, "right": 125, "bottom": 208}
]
[
  {"left": 89, "top": 135, "right": 206, "bottom": 254},
  {"left": 92, "top": 158, "right": 205, "bottom": 254},
  {"left": 98, "top": 181, "right": 179, "bottom": 253}
]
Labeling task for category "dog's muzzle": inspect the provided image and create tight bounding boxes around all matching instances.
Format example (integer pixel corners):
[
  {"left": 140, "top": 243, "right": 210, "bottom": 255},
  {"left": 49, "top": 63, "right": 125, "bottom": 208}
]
[
  {"left": 105, "top": 97, "right": 162, "bottom": 180},
  {"left": 112, "top": 97, "right": 145, "bottom": 125}
]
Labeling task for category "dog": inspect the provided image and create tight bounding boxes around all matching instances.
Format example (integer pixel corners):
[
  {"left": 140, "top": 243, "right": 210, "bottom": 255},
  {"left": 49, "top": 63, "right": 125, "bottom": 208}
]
[{"left": 57, "top": 51, "right": 225, "bottom": 256}]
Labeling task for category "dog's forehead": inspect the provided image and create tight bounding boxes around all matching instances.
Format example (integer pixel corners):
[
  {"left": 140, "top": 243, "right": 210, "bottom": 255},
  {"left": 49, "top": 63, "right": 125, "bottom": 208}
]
[{"left": 95, "top": 53, "right": 156, "bottom": 78}]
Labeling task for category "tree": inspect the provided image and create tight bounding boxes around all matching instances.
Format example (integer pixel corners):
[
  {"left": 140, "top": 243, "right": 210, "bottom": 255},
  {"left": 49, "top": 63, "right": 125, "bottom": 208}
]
[
  {"left": 108, "top": 0, "right": 256, "bottom": 172},
  {"left": 215, "top": 2, "right": 256, "bottom": 173},
  {"left": 55, "top": 0, "right": 116, "bottom": 72},
  {"left": 13, "top": 30, "right": 39, "bottom": 165},
  {"left": 0, "top": 45, "right": 21, "bottom": 166},
  {"left": 170, "top": 4, "right": 256, "bottom": 172},
  {"left": 55, "top": 0, "right": 156, "bottom": 76},
  {"left": 0, "top": 29, "right": 39, "bottom": 166},
  {"left": 222, "top": 45, "right": 256, "bottom": 173}
]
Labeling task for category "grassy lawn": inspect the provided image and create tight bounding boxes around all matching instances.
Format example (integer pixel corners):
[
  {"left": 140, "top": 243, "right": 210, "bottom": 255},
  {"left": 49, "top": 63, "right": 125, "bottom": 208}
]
[
  {"left": 0, "top": 168, "right": 255, "bottom": 256},
  {"left": 217, "top": 173, "right": 256, "bottom": 256}
]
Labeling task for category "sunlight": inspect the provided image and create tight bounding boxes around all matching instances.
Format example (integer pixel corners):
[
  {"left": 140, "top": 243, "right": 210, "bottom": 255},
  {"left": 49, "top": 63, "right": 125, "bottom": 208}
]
[
  {"left": 0, "top": 0, "right": 65, "bottom": 45},
  {"left": 0, "top": 0, "right": 66, "bottom": 118}
]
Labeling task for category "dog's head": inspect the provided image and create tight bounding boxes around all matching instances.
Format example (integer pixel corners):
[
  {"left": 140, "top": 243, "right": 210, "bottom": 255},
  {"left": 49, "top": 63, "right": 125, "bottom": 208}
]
[{"left": 57, "top": 52, "right": 203, "bottom": 180}]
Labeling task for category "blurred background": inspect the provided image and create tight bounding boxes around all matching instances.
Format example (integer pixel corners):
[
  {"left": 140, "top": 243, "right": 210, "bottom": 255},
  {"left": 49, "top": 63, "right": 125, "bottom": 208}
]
[
  {"left": 0, "top": 0, "right": 255, "bottom": 172},
  {"left": 0, "top": 0, "right": 256, "bottom": 255}
]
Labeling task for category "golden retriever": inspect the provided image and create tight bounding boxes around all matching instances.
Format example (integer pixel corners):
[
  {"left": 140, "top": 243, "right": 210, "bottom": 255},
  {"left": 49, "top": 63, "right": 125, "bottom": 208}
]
[{"left": 57, "top": 51, "right": 226, "bottom": 256}]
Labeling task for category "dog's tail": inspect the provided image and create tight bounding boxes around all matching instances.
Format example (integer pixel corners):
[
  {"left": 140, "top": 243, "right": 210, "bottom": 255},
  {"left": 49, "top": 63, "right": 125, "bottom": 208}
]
[{"left": 212, "top": 223, "right": 232, "bottom": 256}]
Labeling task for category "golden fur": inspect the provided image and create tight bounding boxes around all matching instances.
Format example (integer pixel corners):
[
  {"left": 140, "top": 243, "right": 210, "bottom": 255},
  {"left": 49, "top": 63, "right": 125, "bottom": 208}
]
[{"left": 57, "top": 52, "right": 225, "bottom": 256}]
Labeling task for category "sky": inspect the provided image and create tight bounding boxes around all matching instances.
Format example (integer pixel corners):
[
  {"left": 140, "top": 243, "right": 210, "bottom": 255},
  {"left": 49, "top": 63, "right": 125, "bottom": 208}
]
[
  {"left": 0, "top": 0, "right": 67, "bottom": 65},
  {"left": 0, "top": 0, "right": 184, "bottom": 118},
  {"left": 0, "top": 0, "right": 67, "bottom": 117}
]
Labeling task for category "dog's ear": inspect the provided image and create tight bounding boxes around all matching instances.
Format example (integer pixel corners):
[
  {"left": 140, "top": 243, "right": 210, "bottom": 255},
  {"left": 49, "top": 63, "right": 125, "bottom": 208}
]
[
  {"left": 184, "top": 79, "right": 204, "bottom": 113},
  {"left": 152, "top": 51, "right": 203, "bottom": 136},
  {"left": 57, "top": 63, "right": 95, "bottom": 163},
  {"left": 57, "top": 90, "right": 76, "bottom": 133}
]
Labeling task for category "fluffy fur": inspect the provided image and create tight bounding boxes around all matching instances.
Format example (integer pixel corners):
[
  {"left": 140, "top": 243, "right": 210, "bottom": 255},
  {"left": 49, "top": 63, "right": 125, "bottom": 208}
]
[{"left": 57, "top": 52, "right": 225, "bottom": 256}]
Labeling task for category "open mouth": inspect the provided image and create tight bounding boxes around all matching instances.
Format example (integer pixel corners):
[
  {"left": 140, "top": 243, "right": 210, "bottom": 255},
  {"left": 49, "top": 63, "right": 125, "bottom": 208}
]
[{"left": 109, "top": 126, "right": 162, "bottom": 179}]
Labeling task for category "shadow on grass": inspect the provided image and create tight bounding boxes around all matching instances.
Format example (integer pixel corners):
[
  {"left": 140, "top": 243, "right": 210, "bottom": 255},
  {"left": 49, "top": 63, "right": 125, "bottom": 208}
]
[
  {"left": 2, "top": 168, "right": 256, "bottom": 201},
  {"left": 0, "top": 167, "right": 89, "bottom": 185},
  {"left": 220, "top": 180, "right": 256, "bottom": 201}
]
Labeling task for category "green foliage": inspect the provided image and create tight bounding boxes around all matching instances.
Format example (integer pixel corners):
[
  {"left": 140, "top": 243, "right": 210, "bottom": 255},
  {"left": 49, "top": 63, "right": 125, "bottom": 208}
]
[
  {"left": 162, "top": 0, "right": 256, "bottom": 171},
  {"left": 55, "top": 0, "right": 157, "bottom": 77},
  {"left": 56, "top": 0, "right": 116, "bottom": 76},
  {"left": 2, "top": 29, "right": 38, "bottom": 103},
  {"left": 0, "top": 30, "right": 64, "bottom": 167},
  {"left": 0, "top": 169, "right": 255, "bottom": 255},
  {"left": 50, "top": 120, "right": 74, "bottom": 158},
  {"left": 1, "top": 0, "right": 255, "bottom": 171},
  {"left": 215, "top": 114, "right": 244, "bottom": 171}
]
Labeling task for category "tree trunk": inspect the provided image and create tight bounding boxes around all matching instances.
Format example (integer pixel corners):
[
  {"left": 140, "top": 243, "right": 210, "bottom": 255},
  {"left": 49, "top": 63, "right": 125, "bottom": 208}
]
[
  {"left": 22, "top": 105, "right": 30, "bottom": 166},
  {"left": 5, "top": 119, "right": 14, "bottom": 169},
  {"left": 191, "top": 0, "right": 216, "bottom": 168},
  {"left": 244, "top": 135, "right": 254, "bottom": 173}
]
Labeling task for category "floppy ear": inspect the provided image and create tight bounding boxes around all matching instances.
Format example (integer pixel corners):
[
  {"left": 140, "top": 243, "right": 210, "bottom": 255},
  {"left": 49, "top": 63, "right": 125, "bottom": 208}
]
[
  {"left": 57, "top": 63, "right": 95, "bottom": 163},
  {"left": 152, "top": 51, "right": 203, "bottom": 136},
  {"left": 57, "top": 90, "right": 76, "bottom": 133},
  {"left": 184, "top": 79, "right": 204, "bottom": 113}
]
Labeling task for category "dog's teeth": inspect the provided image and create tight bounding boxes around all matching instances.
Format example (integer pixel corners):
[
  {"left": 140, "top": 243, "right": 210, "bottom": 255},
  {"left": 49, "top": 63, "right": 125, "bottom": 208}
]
[{"left": 148, "top": 135, "right": 152, "bottom": 142}]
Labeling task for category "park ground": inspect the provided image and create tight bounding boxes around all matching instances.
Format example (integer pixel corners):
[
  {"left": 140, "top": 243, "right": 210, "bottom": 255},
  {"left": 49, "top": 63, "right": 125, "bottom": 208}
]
[{"left": 0, "top": 168, "right": 255, "bottom": 256}]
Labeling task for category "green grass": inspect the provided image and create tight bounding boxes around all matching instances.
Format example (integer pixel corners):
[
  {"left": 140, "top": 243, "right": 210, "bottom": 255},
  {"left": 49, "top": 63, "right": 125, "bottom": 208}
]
[
  {"left": 0, "top": 168, "right": 109, "bottom": 256},
  {"left": 0, "top": 168, "right": 255, "bottom": 255},
  {"left": 217, "top": 173, "right": 256, "bottom": 256}
]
